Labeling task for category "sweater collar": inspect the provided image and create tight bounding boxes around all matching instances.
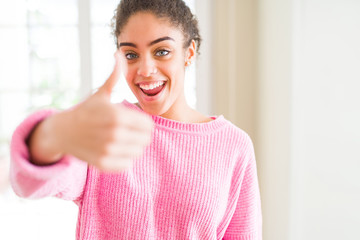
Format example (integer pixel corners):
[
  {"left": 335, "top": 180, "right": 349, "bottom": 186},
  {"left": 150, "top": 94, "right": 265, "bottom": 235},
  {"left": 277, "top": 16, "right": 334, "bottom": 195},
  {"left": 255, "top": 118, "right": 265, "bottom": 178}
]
[{"left": 121, "top": 100, "right": 226, "bottom": 134}]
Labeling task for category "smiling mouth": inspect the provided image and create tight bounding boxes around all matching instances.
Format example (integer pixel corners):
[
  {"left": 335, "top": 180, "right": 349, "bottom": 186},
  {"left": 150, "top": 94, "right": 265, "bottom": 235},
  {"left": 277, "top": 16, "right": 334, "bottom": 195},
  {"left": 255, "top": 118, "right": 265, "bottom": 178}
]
[{"left": 139, "top": 81, "right": 166, "bottom": 96}]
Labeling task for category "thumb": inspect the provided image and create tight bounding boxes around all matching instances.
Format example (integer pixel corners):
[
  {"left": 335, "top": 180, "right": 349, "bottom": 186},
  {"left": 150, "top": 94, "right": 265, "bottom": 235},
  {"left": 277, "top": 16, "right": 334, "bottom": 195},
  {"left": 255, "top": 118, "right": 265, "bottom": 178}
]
[{"left": 97, "top": 51, "right": 123, "bottom": 97}]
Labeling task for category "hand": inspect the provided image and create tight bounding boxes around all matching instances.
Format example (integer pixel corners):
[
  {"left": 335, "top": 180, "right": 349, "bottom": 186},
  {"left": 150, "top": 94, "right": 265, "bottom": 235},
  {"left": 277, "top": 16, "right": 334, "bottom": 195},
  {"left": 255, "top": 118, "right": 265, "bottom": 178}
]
[{"left": 30, "top": 51, "right": 154, "bottom": 172}]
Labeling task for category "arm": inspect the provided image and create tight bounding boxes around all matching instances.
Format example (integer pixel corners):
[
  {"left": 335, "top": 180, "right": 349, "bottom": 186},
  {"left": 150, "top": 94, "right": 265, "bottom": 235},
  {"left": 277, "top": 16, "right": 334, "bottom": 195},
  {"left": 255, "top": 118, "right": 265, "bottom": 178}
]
[
  {"left": 10, "top": 110, "right": 88, "bottom": 200},
  {"left": 10, "top": 51, "right": 153, "bottom": 200}
]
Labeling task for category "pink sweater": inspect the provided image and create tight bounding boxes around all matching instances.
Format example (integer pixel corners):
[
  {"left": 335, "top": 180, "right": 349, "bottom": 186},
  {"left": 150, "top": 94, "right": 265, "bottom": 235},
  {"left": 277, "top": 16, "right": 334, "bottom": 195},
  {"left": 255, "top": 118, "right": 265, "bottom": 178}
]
[{"left": 10, "top": 101, "right": 262, "bottom": 240}]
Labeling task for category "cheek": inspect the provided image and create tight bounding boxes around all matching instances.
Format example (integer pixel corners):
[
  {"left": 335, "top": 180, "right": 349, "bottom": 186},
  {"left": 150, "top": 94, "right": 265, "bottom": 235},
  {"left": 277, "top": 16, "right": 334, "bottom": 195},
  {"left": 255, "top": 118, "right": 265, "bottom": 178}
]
[{"left": 163, "top": 59, "right": 185, "bottom": 79}]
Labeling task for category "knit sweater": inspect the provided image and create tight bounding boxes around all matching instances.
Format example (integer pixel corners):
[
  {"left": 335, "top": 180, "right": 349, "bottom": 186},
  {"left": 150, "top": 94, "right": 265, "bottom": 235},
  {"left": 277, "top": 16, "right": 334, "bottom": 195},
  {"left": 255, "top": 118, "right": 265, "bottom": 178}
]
[{"left": 10, "top": 100, "right": 262, "bottom": 240}]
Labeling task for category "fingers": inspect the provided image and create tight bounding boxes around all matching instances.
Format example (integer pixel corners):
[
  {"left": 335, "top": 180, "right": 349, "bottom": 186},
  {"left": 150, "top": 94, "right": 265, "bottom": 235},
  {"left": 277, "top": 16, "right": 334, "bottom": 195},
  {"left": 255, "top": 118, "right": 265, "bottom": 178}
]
[
  {"left": 84, "top": 113, "right": 153, "bottom": 172},
  {"left": 109, "top": 143, "right": 148, "bottom": 159},
  {"left": 94, "top": 104, "right": 154, "bottom": 133},
  {"left": 94, "top": 144, "right": 147, "bottom": 172},
  {"left": 98, "top": 157, "right": 133, "bottom": 172},
  {"left": 97, "top": 51, "right": 123, "bottom": 97},
  {"left": 115, "top": 107, "right": 154, "bottom": 133},
  {"left": 111, "top": 127, "right": 152, "bottom": 146}
]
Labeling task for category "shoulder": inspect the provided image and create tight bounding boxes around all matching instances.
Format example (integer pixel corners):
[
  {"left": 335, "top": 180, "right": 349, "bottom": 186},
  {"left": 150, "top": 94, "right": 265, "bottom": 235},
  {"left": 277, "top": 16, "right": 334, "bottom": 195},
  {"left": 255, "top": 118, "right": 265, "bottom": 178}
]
[
  {"left": 218, "top": 117, "right": 255, "bottom": 160},
  {"left": 220, "top": 117, "right": 253, "bottom": 145}
]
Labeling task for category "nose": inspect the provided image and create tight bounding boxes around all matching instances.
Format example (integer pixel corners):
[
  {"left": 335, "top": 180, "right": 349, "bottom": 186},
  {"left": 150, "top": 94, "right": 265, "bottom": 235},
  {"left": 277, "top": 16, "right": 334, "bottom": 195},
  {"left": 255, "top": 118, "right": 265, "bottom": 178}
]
[{"left": 137, "top": 56, "right": 157, "bottom": 77}]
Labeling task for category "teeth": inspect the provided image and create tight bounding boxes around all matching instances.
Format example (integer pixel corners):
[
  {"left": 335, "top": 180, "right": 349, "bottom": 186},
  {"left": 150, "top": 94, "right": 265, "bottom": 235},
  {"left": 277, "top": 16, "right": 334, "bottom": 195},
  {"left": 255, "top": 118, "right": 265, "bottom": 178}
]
[{"left": 139, "top": 81, "right": 164, "bottom": 90}]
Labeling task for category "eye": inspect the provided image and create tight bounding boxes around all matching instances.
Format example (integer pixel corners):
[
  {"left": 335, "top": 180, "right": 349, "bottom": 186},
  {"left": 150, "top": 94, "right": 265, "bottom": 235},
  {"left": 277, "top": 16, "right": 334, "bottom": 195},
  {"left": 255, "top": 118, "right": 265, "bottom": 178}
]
[
  {"left": 155, "top": 49, "right": 170, "bottom": 57},
  {"left": 125, "top": 52, "right": 138, "bottom": 60}
]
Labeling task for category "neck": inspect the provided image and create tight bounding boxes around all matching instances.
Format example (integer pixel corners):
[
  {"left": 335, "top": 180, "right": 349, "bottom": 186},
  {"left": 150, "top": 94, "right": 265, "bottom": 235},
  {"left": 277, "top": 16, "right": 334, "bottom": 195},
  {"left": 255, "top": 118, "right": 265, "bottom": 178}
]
[
  {"left": 160, "top": 94, "right": 212, "bottom": 123},
  {"left": 160, "top": 103, "right": 192, "bottom": 123}
]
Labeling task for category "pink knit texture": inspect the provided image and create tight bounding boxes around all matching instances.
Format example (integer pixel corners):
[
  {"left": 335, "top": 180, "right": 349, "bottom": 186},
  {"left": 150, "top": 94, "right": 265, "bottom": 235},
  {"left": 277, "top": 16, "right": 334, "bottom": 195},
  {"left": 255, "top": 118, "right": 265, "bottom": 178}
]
[{"left": 10, "top": 101, "right": 262, "bottom": 240}]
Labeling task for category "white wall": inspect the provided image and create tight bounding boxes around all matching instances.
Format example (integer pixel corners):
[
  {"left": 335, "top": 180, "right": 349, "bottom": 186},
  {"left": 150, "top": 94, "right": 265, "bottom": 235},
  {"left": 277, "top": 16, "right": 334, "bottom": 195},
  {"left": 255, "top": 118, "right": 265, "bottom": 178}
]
[
  {"left": 257, "top": 0, "right": 360, "bottom": 239},
  {"left": 195, "top": 0, "right": 213, "bottom": 115},
  {"left": 290, "top": 0, "right": 360, "bottom": 239}
]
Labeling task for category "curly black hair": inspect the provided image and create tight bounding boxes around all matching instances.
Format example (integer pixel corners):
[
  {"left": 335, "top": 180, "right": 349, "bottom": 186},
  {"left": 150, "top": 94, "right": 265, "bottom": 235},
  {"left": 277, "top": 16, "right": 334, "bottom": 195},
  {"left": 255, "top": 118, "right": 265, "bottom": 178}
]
[{"left": 111, "top": 0, "right": 201, "bottom": 54}]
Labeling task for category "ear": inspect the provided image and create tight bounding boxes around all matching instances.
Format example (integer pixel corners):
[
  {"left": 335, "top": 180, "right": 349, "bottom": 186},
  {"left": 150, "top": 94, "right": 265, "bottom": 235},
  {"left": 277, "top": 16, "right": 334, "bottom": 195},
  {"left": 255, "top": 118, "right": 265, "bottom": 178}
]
[{"left": 185, "top": 40, "right": 196, "bottom": 66}]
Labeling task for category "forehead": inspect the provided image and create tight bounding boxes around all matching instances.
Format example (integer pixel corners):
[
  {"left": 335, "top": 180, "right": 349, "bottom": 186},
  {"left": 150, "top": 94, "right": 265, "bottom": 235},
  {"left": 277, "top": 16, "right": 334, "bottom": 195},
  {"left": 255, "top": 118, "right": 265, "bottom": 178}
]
[{"left": 118, "top": 12, "right": 184, "bottom": 45}]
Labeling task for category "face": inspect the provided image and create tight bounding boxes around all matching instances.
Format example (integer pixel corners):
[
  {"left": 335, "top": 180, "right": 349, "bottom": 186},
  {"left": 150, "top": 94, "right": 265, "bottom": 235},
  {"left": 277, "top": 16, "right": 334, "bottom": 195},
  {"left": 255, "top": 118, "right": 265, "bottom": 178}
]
[{"left": 118, "top": 12, "right": 195, "bottom": 117}]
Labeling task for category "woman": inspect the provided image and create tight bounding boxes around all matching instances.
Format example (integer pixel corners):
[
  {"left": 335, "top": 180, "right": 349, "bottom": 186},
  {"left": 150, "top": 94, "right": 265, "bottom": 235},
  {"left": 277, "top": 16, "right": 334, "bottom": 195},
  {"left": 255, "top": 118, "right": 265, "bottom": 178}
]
[{"left": 10, "top": 0, "right": 262, "bottom": 239}]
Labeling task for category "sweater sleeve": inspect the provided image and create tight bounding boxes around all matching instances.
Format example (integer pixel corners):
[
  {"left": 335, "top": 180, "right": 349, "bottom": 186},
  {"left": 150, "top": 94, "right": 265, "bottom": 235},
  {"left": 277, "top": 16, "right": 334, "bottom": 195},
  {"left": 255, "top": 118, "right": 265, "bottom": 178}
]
[
  {"left": 223, "top": 143, "right": 262, "bottom": 240},
  {"left": 9, "top": 109, "right": 88, "bottom": 202}
]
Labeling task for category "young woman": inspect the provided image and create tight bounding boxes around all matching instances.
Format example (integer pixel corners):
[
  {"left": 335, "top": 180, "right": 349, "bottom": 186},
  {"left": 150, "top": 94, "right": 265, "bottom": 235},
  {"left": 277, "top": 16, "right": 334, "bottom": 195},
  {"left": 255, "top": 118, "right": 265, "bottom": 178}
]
[{"left": 10, "top": 0, "right": 262, "bottom": 239}]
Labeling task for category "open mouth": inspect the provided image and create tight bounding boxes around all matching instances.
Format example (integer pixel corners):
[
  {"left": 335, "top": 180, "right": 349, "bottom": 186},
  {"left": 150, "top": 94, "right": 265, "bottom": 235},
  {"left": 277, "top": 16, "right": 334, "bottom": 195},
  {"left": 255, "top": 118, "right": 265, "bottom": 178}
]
[{"left": 139, "top": 81, "right": 166, "bottom": 97}]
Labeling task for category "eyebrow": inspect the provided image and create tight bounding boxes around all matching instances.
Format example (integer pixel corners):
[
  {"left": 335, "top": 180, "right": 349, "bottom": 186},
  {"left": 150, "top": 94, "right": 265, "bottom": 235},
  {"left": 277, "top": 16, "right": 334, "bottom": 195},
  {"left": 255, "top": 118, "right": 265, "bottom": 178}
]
[{"left": 118, "top": 36, "right": 175, "bottom": 48}]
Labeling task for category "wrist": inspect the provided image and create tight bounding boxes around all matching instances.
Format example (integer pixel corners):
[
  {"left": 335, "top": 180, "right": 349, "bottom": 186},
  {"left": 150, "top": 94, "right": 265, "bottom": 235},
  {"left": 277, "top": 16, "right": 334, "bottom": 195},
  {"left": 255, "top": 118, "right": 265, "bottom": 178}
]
[
  {"left": 29, "top": 111, "right": 68, "bottom": 165},
  {"left": 50, "top": 109, "right": 75, "bottom": 157}
]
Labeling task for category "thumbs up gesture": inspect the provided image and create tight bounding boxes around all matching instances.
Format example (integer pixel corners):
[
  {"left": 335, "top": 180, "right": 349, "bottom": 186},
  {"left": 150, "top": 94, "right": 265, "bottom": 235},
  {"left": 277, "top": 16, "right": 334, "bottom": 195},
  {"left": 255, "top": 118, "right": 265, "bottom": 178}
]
[{"left": 29, "top": 52, "right": 154, "bottom": 172}]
